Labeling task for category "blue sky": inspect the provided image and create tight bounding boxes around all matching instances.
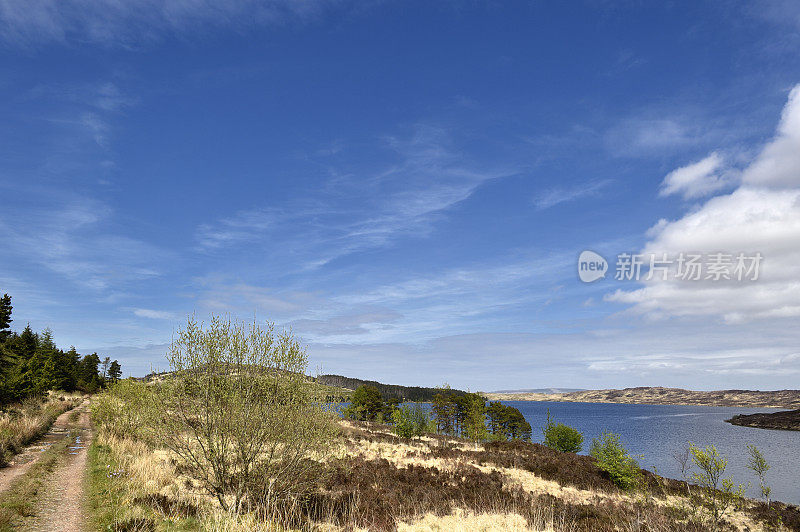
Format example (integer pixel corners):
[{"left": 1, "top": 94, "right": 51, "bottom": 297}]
[{"left": 2, "top": 1, "right": 800, "bottom": 390}]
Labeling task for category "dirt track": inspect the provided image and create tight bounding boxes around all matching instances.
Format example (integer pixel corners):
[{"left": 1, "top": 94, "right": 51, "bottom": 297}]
[{"left": 0, "top": 400, "right": 92, "bottom": 531}]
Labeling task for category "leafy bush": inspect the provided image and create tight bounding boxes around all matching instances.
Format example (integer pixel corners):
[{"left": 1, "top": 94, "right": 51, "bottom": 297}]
[
  {"left": 589, "top": 431, "right": 640, "bottom": 490},
  {"left": 391, "top": 404, "right": 431, "bottom": 439},
  {"left": 91, "top": 379, "right": 155, "bottom": 444},
  {"left": 542, "top": 411, "right": 583, "bottom": 453}
]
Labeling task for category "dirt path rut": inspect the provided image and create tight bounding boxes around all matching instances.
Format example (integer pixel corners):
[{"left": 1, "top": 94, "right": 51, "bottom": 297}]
[
  {"left": 0, "top": 400, "right": 93, "bottom": 532},
  {"left": 0, "top": 404, "right": 82, "bottom": 495},
  {"left": 24, "top": 405, "right": 93, "bottom": 532}
]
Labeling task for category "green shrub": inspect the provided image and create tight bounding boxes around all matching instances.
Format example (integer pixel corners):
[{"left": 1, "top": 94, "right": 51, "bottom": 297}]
[
  {"left": 589, "top": 431, "right": 640, "bottom": 490},
  {"left": 392, "top": 404, "right": 431, "bottom": 439},
  {"left": 542, "top": 411, "right": 583, "bottom": 453},
  {"left": 91, "top": 379, "right": 155, "bottom": 444}
]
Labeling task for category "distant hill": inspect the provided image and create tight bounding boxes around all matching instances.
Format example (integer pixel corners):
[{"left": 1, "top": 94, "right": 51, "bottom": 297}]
[
  {"left": 484, "top": 387, "right": 800, "bottom": 409},
  {"left": 315, "top": 374, "right": 468, "bottom": 402},
  {"left": 139, "top": 368, "right": 352, "bottom": 402},
  {"left": 139, "top": 369, "right": 466, "bottom": 402},
  {"left": 492, "top": 388, "right": 585, "bottom": 394}
]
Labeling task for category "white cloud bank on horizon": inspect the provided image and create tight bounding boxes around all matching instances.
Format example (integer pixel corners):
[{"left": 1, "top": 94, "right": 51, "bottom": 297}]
[{"left": 607, "top": 85, "right": 800, "bottom": 323}]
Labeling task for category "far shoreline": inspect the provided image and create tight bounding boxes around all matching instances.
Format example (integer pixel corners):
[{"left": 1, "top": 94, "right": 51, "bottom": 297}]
[{"left": 483, "top": 386, "right": 800, "bottom": 410}]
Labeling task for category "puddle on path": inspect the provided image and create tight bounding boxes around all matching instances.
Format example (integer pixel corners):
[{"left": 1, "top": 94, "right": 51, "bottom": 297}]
[{"left": 69, "top": 434, "right": 85, "bottom": 455}]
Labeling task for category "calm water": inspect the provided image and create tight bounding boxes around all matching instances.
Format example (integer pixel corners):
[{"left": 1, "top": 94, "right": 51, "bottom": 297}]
[{"left": 503, "top": 401, "right": 800, "bottom": 504}]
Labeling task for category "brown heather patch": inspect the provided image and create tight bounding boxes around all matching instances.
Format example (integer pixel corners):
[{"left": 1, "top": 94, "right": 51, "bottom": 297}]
[
  {"left": 298, "top": 455, "right": 714, "bottom": 531},
  {"left": 341, "top": 421, "right": 800, "bottom": 532}
]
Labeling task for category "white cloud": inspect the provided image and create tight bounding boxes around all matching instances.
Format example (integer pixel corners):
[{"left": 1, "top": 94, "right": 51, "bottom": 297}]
[
  {"left": 741, "top": 86, "right": 800, "bottom": 189},
  {"left": 659, "top": 152, "right": 731, "bottom": 199},
  {"left": 608, "top": 85, "right": 800, "bottom": 322},
  {"left": 132, "top": 308, "right": 175, "bottom": 320},
  {"left": 196, "top": 209, "right": 276, "bottom": 250},
  {"left": 306, "top": 319, "right": 800, "bottom": 390}
]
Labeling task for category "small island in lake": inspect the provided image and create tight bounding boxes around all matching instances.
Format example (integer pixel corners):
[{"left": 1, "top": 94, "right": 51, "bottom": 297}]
[{"left": 726, "top": 409, "right": 800, "bottom": 431}]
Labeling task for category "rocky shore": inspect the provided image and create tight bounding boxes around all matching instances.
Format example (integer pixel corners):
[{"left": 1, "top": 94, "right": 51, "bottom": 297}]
[{"left": 726, "top": 409, "right": 800, "bottom": 431}]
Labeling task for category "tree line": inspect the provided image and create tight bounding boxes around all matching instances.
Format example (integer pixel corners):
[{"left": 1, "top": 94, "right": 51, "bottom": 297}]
[
  {"left": 0, "top": 293, "right": 121, "bottom": 404},
  {"left": 343, "top": 384, "right": 532, "bottom": 442},
  {"left": 317, "top": 374, "right": 469, "bottom": 402}
]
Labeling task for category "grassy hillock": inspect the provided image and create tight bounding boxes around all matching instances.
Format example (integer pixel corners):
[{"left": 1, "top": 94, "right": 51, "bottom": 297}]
[{"left": 142, "top": 368, "right": 353, "bottom": 402}]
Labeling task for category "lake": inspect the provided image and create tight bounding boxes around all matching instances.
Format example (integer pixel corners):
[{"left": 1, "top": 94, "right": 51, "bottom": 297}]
[{"left": 502, "top": 401, "right": 800, "bottom": 505}]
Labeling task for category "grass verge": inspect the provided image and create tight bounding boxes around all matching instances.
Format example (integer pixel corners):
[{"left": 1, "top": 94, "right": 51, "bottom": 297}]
[{"left": 86, "top": 440, "right": 200, "bottom": 531}]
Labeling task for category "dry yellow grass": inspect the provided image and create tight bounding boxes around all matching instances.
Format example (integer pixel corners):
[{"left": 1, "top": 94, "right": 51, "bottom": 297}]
[
  {"left": 398, "top": 508, "right": 541, "bottom": 532},
  {"left": 0, "top": 393, "right": 83, "bottom": 465}
]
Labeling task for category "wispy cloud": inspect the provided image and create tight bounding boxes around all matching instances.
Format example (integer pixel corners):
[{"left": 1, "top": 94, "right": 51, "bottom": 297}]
[
  {"left": 533, "top": 179, "right": 612, "bottom": 210},
  {"left": 196, "top": 125, "right": 517, "bottom": 268},
  {"left": 0, "top": 0, "right": 357, "bottom": 48},
  {"left": 132, "top": 308, "right": 176, "bottom": 320},
  {"left": 0, "top": 197, "right": 170, "bottom": 291}
]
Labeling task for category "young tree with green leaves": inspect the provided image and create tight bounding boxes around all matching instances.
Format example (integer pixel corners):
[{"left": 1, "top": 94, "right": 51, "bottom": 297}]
[
  {"left": 461, "top": 393, "right": 488, "bottom": 445},
  {"left": 689, "top": 443, "right": 746, "bottom": 528},
  {"left": 747, "top": 444, "right": 771, "bottom": 505},
  {"left": 151, "top": 315, "right": 338, "bottom": 512},
  {"left": 589, "top": 431, "right": 640, "bottom": 490},
  {"left": 392, "top": 403, "right": 431, "bottom": 439},
  {"left": 486, "top": 402, "right": 532, "bottom": 441},
  {"left": 431, "top": 388, "right": 458, "bottom": 435},
  {"left": 344, "top": 384, "right": 388, "bottom": 421}
]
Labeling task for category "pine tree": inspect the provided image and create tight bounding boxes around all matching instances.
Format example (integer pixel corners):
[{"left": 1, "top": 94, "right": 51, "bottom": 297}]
[
  {"left": 108, "top": 360, "right": 122, "bottom": 382},
  {"left": 0, "top": 293, "right": 12, "bottom": 342},
  {"left": 0, "top": 293, "right": 15, "bottom": 401},
  {"left": 30, "top": 329, "right": 59, "bottom": 394}
]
